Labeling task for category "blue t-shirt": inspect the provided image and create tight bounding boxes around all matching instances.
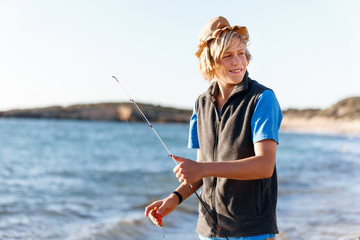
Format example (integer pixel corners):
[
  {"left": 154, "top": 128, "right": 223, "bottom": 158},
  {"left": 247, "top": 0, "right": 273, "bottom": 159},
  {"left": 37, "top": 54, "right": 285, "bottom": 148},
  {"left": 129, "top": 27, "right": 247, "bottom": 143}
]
[
  {"left": 199, "top": 233, "right": 276, "bottom": 240},
  {"left": 188, "top": 90, "right": 282, "bottom": 240},
  {"left": 188, "top": 89, "right": 282, "bottom": 149}
]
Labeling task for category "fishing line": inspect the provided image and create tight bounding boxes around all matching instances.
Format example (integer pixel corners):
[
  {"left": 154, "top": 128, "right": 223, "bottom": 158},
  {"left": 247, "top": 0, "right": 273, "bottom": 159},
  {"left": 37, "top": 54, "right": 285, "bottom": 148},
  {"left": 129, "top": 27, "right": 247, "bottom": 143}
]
[
  {"left": 116, "top": 96, "right": 165, "bottom": 237},
  {"left": 112, "top": 76, "right": 229, "bottom": 240}
]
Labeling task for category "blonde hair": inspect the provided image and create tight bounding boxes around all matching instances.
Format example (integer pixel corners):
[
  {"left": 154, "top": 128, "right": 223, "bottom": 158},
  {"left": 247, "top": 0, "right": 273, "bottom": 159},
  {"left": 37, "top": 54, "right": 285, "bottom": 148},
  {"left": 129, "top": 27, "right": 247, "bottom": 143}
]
[{"left": 197, "top": 31, "right": 251, "bottom": 82}]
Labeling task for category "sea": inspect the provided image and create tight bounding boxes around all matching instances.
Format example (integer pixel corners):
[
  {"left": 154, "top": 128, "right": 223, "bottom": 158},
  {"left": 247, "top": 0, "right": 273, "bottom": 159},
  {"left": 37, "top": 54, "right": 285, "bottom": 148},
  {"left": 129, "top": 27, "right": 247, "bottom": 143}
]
[{"left": 0, "top": 118, "right": 359, "bottom": 240}]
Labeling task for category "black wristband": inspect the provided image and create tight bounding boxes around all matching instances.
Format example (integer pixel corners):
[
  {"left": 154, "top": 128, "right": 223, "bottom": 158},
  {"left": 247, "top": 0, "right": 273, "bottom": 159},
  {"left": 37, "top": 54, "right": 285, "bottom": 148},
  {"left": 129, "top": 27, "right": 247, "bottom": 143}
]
[{"left": 172, "top": 191, "right": 183, "bottom": 205}]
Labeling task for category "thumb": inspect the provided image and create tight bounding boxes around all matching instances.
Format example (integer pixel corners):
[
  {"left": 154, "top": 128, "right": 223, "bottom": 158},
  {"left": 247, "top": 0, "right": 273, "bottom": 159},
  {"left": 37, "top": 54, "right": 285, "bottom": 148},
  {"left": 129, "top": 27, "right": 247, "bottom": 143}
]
[{"left": 156, "top": 202, "right": 169, "bottom": 216}]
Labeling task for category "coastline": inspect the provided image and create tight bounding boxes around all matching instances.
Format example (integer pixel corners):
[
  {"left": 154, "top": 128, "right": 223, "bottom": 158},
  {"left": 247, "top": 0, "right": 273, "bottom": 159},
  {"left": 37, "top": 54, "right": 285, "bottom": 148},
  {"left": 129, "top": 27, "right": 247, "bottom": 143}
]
[
  {"left": 280, "top": 116, "right": 360, "bottom": 135},
  {"left": 0, "top": 102, "right": 193, "bottom": 123},
  {"left": 1, "top": 96, "right": 359, "bottom": 136},
  {"left": 281, "top": 96, "right": 360, "bottom": 136}
]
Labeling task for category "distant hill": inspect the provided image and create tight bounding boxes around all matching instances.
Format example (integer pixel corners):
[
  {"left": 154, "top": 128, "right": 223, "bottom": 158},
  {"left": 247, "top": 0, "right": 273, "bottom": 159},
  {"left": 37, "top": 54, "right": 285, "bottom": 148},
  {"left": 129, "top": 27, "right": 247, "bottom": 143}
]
[
  {"left": 0, "top": 102, "right": 193, "bottom": 123},
  {"left": 321, "top": 97, "right": 360, "bottom": 119},
  {"left": 281, "top": 97, "right": 360, "bottom": 134},
  {"left": 283, "top": 97, "right": 360, "bottom": 120}
]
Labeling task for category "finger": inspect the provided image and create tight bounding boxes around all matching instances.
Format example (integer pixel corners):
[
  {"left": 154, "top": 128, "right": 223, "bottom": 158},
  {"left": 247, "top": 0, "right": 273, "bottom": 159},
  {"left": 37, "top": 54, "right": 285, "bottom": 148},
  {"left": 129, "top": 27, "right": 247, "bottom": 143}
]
[
  {"left": 156, "top": 205, "right": 164, "bottom": 216},
  {"left": 176, "top": 171, "right": 182, "bottom": 179},
  {"left": 145, "top": 206, "right": 152, "bottom": 217},
  {"left": 149, "top": 209, "right": 160, "bottom": 225},
  {"left": 178, "top": 174, "right": 185, "bottom": 183},
  {"left": 180, "top": 175, "right": 189, "bottom": 185},
  {"left": 172, "top": 155, "right": 185, "bottom": 163},
  {"left": 173, "top": 164, "right": 180, "bottom": 174},
  {"left": 145, "top": 202, "right": 160, "bottom": 217},
  {"left": 149, "top": 215, "right": 158, "bottom": 225},
  {"left": 153, "top": 212, "right": 163, "bottom": 227},
  {"left": 145, "top": 204, "right": 155, "bottom": 217},
  {"left": 155, "top": 204, "right": 165, "bottom": 216},
  {"left": 152, "top": 208, "right": 163, "bottom": 227}
]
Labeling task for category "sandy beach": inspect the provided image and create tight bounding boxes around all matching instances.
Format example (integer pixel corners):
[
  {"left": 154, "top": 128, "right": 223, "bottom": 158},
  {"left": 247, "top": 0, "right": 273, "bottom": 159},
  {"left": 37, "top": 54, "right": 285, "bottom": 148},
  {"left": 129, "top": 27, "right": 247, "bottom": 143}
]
[{"left": 281, "top": 116, "right": 360, "bottom": 135}]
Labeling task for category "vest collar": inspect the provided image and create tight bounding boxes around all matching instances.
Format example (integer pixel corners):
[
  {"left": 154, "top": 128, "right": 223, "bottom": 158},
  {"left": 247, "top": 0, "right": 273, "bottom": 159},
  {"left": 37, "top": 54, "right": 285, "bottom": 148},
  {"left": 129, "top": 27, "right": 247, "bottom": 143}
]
[{"left": 207, "top": 71, "right": 250, "bottom": 102}]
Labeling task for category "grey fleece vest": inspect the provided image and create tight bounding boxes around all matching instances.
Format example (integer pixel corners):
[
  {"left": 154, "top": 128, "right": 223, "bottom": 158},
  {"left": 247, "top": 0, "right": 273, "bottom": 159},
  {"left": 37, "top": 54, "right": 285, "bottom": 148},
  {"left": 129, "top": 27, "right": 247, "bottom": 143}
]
[{"left": 196, "top": 72, "right": 279, "bottom": 237}]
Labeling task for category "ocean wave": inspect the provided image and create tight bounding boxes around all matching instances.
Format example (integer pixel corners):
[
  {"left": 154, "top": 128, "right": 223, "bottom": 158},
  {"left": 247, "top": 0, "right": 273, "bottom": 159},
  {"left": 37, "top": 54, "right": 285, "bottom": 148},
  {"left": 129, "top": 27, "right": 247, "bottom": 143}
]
[{"left": 65, "top": 216, "right": 159, "bottom": 240}]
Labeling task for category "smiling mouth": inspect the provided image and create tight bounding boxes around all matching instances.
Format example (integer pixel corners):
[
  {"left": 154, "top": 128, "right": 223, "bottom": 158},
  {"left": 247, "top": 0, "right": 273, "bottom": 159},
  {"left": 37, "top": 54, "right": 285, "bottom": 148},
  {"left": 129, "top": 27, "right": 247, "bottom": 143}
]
[{"left": 229, "top": 69, "right": 243, "bottom": 73}]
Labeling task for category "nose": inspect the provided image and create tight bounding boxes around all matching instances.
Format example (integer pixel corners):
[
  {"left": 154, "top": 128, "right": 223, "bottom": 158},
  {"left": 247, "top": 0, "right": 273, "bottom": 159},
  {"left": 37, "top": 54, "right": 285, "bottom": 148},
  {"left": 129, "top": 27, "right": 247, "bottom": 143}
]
[
  {"left": 232, "top": 54, "right": 247, "bottom": 66},
  {"left": 232, "top": 55, "right": 242, "bottom": 66}
]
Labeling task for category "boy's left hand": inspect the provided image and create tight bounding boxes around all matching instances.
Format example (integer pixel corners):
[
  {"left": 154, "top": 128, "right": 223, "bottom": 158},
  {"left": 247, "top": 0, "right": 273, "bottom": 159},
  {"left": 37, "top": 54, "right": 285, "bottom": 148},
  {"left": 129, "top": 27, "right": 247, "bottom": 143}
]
[{"left": 172, "top": 155, "right": 205, "bottom": 185}]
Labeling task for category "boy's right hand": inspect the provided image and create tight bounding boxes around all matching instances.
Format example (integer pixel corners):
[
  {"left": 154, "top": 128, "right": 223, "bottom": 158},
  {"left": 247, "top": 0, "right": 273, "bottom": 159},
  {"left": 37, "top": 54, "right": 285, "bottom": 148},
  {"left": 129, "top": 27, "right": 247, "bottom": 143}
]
[{"left": 144, "top": 194, "right": 179, "bottom": 227}]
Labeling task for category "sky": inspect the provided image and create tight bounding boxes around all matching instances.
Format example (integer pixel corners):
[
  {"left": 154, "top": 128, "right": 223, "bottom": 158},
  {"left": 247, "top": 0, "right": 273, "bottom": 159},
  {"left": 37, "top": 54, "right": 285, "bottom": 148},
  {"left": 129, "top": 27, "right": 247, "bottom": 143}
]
[{"left": 0, "top": 0, "right": 359, "bottom": 111}]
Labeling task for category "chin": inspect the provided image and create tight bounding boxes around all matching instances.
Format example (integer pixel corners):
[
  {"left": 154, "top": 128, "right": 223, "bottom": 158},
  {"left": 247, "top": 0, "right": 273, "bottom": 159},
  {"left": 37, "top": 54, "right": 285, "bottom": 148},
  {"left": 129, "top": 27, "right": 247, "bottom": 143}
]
[{"left": 231, "top": 78, "right": 244, "bottom": 84}]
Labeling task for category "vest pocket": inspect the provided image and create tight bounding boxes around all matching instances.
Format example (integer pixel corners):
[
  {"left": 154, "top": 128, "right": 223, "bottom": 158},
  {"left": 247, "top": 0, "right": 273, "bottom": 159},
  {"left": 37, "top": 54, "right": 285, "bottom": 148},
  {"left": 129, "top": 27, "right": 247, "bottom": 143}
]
[{"left": 223, "top": 181, "right": 262, "bottom": 219}]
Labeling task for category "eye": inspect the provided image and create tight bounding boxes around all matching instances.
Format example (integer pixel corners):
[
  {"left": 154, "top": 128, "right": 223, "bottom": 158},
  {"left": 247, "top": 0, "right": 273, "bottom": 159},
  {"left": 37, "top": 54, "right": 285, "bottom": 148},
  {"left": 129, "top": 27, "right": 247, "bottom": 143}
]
[{"left": 222, "top": 54, "right": 231, "bottom": 59}]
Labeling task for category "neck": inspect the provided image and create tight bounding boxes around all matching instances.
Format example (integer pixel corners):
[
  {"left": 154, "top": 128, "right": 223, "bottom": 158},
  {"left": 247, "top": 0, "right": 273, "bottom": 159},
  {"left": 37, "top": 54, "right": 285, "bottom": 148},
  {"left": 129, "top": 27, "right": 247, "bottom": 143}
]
[
  {"left": 216, "top": 81, "right": 235, "bottom": 110},
  {"left": 217, "top": 81, "right": 234, "bottom": 101}
]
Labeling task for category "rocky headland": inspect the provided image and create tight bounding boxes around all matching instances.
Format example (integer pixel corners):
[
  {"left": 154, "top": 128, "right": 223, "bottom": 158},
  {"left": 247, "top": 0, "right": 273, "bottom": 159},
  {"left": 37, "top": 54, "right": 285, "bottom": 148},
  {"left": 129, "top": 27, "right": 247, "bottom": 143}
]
[{"left": 1, "top": 97, "right": 359, "bottom": 134}]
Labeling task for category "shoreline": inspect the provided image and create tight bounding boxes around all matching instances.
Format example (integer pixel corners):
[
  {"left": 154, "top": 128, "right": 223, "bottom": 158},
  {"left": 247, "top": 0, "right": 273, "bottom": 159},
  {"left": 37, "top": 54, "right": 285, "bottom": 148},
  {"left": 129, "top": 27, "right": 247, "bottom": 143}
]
[
  {"left": 2, "top": 115, "right": 360, "bottom": 137},
  {"left": 1, "top": 96, "right": 359, "bottom": 136},
  {"left": 280, "top": 116, "right": 360, "bottom": 136}
]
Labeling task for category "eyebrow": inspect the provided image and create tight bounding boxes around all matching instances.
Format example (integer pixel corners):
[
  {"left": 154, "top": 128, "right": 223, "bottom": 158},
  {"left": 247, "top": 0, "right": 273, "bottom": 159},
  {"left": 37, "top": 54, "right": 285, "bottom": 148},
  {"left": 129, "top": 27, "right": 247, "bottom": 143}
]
[{"left": 224, "top": 48, "right": 245, "bottom": 54}]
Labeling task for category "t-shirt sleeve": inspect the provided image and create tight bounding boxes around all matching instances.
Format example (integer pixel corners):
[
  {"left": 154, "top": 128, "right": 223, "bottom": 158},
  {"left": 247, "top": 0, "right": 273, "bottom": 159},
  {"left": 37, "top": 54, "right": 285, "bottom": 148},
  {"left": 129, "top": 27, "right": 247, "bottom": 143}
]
[
  {"left": 188, "top": 101, "right": 200, "bottom": 149},
  {"left": 251, "top": 90, "right": 283, "bottom": 144}
]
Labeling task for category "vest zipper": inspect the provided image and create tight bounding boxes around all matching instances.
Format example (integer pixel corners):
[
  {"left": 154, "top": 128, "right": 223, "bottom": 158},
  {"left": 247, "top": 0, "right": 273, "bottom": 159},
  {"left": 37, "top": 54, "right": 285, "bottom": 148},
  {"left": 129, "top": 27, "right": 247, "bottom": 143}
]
[{"left": 211, "top": 109, "right": 221, "bottom": 236}]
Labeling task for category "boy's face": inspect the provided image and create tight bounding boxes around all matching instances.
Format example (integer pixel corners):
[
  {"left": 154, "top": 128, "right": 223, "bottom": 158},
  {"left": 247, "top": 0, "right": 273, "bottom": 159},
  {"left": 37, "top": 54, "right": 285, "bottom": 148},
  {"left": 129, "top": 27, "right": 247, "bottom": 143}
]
[{"left": 214, "top": 40, "right": 248, "bottom": 86}]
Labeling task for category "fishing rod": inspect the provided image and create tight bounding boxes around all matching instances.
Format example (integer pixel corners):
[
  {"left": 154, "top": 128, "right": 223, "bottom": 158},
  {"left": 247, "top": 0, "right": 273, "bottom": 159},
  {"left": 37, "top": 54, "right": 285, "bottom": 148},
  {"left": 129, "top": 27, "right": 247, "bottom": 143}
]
[
  {"left": 112, "top": 76, "right": 173, "bottom": 159},
  {"left": 112, "top": 76, "right": 229, "bottom": 240}
]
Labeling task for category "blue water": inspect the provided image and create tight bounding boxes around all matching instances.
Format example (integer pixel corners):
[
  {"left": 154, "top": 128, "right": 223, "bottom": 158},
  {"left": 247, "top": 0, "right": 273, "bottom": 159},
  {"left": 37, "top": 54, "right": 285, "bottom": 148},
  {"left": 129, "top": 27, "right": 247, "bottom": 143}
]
[{"left": 0, "top": 118, "right": 359, "bottom": 240}]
